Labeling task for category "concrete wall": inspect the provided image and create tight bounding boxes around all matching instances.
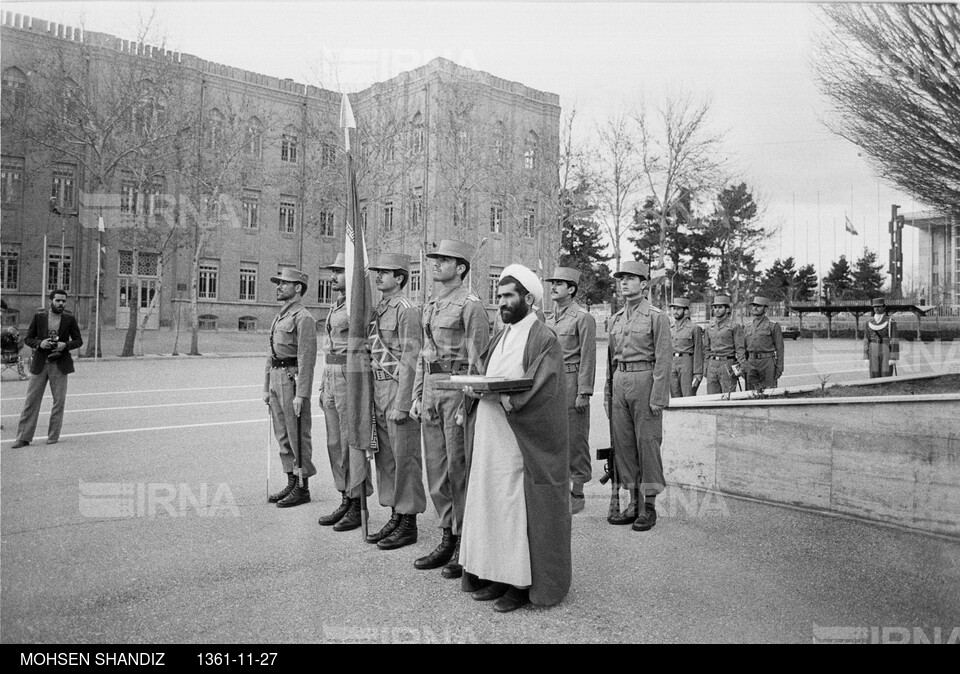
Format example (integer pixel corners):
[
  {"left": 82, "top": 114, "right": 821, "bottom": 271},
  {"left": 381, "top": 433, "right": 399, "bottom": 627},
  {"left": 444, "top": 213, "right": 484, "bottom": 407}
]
[{"left": 663, "top": 394, "right": 960, "bottom": 538}]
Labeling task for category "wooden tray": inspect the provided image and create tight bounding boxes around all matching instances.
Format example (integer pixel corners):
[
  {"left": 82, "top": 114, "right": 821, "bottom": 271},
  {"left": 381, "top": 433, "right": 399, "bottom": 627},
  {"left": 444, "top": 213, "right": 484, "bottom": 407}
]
[{"left": 434, "top": 375, "right": 534, "bottom": 393}]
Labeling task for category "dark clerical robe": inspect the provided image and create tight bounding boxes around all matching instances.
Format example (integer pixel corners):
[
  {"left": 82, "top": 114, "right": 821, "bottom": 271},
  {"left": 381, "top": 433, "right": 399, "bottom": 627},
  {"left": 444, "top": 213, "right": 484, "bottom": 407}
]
[{"left": 462, "top": 318, "right": 572, "bottom": 607}]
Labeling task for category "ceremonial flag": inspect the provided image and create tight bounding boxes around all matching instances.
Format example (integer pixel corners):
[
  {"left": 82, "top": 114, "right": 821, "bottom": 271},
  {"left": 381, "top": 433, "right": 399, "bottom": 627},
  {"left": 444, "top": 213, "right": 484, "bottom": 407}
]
[
  {"left": 341, "top": 93, "right": 376, "bottom": 534},
  {"left": 845, "top": 214, "right": 859, "bottom": 236}
]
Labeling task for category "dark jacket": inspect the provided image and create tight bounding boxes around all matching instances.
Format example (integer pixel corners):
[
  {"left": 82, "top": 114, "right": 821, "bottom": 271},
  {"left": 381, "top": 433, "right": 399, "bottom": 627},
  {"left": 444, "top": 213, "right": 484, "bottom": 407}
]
[{"left": 25, "top": 309, "right": 83, "bottom": 375}]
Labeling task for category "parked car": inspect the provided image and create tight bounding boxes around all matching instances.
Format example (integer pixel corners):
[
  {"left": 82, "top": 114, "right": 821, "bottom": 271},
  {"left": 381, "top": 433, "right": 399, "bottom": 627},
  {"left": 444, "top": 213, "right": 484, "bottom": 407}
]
[{"left": 781, "top": 326, "right": 800, "bottom": 340}]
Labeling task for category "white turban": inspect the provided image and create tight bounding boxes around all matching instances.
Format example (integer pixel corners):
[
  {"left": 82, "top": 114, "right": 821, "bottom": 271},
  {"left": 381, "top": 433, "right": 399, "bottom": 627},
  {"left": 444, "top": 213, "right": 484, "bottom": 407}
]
[{"left": 499, "top": 264, "right": 543, "bottom": 304}]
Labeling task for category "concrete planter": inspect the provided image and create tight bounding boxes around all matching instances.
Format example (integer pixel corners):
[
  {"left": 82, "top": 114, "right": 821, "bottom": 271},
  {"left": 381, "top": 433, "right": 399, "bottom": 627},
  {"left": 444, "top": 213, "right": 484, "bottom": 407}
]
[{"left": 664, "top": 374, "right": 960, "bottom": 538}]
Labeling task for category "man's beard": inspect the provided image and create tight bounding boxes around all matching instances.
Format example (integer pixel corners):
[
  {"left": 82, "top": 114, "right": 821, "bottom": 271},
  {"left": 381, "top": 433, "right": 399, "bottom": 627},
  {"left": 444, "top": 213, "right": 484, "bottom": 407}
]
[
  {"left": 50, "top": 304, "right": 64, "bottom": 314},
  {"left": 500, "top": 301, "right": 530, "bottom": 325}
]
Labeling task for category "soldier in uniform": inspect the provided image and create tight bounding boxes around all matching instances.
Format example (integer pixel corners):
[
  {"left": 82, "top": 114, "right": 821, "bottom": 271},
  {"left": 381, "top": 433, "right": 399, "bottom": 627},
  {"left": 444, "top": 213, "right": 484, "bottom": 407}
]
[
  {"left": 702, "top": 295, "right": 746, "bottom": 394},
  {"left": 743, "top": 296, "right": 785, "bottom": 390},
  {"left": 410, "top": 239, "right": 490, "bottom": 579},
  {"left": 316, "top": 253, "right": 366, "bottom": 531},
  {"left": 604, "top": 261, "right": 672, "bottom": 531},
  {"left": 864, "top": 297, "right": 899, "bottom": 378},
  {"left": 365, "top": 253, "right": 427, "bottom": 550},
  {"left": 668, "top": 297, "right": 703, "bottom": 397},
  {"left": 264, "top": 269, "right": 318, "bottom": 508},
  {"left": 545, "top": 266, "right": 596, "bottom": 514}
]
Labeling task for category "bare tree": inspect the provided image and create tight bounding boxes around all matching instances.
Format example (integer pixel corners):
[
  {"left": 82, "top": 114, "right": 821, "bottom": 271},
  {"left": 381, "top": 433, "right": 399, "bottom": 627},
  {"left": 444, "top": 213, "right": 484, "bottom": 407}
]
[
  {"left": 593, "top": 113, "right": 642, "bottom": 274},
  {"left": 814, "top": 3, "right": 960, "bottom": 217}
]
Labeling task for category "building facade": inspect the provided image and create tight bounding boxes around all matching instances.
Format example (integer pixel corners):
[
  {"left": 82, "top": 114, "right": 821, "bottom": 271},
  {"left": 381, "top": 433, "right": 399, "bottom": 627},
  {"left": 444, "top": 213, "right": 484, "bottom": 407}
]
[
  {"left": 1, "top": 12, "right": 561, "bottom": 334},
  {"left": 902, "top": 210, "right": 959, "bottom": 311}
]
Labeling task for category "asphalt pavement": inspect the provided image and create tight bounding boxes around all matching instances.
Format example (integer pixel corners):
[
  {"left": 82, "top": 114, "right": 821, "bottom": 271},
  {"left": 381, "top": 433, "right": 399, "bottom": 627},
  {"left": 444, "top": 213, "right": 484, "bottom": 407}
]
[{"left": 1, "top": 339, "right": 958, "bottom": 644}]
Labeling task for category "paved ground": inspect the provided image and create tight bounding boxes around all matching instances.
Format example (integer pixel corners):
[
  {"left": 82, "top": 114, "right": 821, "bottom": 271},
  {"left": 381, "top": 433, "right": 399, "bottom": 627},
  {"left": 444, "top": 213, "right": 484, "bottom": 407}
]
[{"left": 1, "top": 338, "right": 958, "bottom": 644}]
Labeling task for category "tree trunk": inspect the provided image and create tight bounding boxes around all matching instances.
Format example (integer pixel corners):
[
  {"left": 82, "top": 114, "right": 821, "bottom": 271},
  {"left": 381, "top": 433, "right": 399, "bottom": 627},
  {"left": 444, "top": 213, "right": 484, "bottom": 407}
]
[{"left": 120, "top": 286, "right": 139, "bottom": 357}]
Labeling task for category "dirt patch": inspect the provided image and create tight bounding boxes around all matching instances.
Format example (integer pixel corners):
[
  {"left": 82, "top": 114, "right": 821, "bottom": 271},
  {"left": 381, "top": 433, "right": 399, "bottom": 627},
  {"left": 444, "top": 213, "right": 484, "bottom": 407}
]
[{"left": 783, "top": 374, "right": 960, "bottom": 399}]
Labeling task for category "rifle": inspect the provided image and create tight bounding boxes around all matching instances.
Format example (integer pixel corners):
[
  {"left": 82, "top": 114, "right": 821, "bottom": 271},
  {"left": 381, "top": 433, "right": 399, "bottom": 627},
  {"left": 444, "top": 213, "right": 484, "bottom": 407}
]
[
  {"left": 596, "top": 402, "right": 620, "bottom": 523},
  {"left": 286, "top": 369, "right": 304, "bottom": 487}
]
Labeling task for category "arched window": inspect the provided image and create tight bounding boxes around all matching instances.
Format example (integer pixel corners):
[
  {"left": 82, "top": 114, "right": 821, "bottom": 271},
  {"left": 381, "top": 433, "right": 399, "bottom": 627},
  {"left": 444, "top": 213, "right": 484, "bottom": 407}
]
[
  {"left": 2, "top": 67, "right": 27, "bottom": 116},
  {"left": 524, "top": 130, "right": 539, "bottom": 170},
  {"left": 281, "top": 124, "right": 299, "bottom": 163},
  {"left": 61, "top": 77, "right": 82, "bottom": 121},
  {"left": 321, "top": 132, "right": 337, "bottom": 167},
  {"left": 411, "top": 111, "right": 424, "bottom": 154},
  {"left": 245, "top": 116, "right": 263, "bottom": 158},
  {"left": 207, "top": 108, "right": 225, "bottom": 149},
  {"left": 492, "top": 121, "right": 506, "bottom": 164}
]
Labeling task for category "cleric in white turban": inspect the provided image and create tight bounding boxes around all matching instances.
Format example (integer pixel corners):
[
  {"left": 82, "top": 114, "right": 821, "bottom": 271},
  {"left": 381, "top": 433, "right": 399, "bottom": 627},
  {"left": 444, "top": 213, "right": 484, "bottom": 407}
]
[{"left": 457, "top": 264, "right": 571, "bottom": 613}]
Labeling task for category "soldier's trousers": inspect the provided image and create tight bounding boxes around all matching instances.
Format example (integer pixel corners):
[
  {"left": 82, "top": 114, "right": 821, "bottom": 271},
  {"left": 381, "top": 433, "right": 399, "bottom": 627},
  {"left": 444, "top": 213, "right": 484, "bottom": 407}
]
[
  {"left": 669, "top": 354, "right": 695, "bottom": 397},
  {"left": 16, "top": 362, "right": 69, "bottom": 444},
  {"left": 611, "top": 369, "right": 664, "bottom": 497},
  {"left": 867, "top": 343, "right": 894, "bottom": 378},
  {"left": 373, "top": 378, "right": 427, "bottom": 515},
  {"left": 563, "top": 370, "right": 592, "bottom": 485},
  {"left": 320, "top": 365, "right": 363, "bottom": 497},
  {"left": 421, "top": 374, "right": 467, "bottom": 534},
  {"left": 706, "top": 358, "right": 739, "bottom": 394},
  {"left": 745, "top": 356, "right": 778, "bottom": 390},
  {"left": 268, "top": 366, "right": 317, "bottom": 479}
]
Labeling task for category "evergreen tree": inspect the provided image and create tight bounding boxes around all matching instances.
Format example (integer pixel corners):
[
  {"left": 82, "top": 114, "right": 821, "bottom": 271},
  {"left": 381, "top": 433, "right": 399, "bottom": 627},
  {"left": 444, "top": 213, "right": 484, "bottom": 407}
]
[
  {"left": 558, "top": 182, "right": 614, "bottom": 306},
  {"left": 850, "top": 248, "right": 885, "bottom": 299},
  {"left": 794, "top": 263, "right": 818, "bottom": 302},
  {"left": 824, "top": 255, "right": 854, "bottom": 301},
  {"left": 703, "top": 182, "right": 767, "bottom": 305},
  {"left": 759, "top": 257, "right": 799, "bottom": 302}
]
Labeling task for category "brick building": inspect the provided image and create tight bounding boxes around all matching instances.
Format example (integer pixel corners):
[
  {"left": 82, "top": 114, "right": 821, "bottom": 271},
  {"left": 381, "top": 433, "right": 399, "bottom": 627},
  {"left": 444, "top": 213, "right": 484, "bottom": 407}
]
[{"left": 1, "top": 12, "right": 561, "bottom": 335}]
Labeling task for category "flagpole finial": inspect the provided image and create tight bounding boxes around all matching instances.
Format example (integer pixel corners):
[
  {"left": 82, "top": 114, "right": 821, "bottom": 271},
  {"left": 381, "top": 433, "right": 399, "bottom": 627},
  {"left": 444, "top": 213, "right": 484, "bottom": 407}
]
[{"left": 340, "top": 93, "right": 356, "bottom": 153}]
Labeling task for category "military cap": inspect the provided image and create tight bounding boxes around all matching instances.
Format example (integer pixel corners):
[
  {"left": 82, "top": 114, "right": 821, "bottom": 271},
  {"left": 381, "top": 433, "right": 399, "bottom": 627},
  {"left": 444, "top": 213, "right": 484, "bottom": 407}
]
[
  {"left": 871, "top": 297, "right": 886, "bottom": 307},
  {"left": 544, "top": 267, "right": 581, "bottom": 285},
  {"left": 749, "top": 296, "right": 770, "bottom": 307},
  {"left": 369, "top": 253, "right": 411, "bottom": 274},
  {"left": 669, "top": 297, "right": 691, "bottom": 308},
  {"left": 612, "top": 261, "right": 650, "bottom": 280},
  {"left": 270, "top": 268, "right": 309, "bottom": 286},
  {"left": 322, "top": 252, "right": 346, "bottom": 270},
  {"left": 711, "top": 295, "right": 732, "bottom": 306},
  {"left": 426, "top": 239, "right": 474, "bottom": 261}
]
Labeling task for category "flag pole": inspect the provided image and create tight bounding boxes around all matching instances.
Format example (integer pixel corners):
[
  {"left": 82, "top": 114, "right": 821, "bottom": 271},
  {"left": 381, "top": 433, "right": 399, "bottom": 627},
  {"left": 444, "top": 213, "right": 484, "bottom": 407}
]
[{"left": 95, "top": 216, "right": 103, "bottom": 362}]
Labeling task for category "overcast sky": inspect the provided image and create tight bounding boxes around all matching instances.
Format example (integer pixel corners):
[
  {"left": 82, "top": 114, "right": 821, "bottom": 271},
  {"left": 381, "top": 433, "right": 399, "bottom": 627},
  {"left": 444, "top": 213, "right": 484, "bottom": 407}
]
[{"left": 9, "top": 0, "right": 929, "bottom": 288}]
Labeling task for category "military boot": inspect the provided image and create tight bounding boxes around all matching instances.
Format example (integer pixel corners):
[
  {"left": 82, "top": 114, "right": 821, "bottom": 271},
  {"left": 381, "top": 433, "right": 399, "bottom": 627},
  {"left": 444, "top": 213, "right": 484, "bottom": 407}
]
[
  {"left": 440, "top": 537, "right": 463, "bottom": 579},
  {"left": 632, "top": 503, "right": 658, "bottom": 532},
  {"left": 378, "top": 514, "right": 418, "bottom": 550},
  {"left": 366, "top": 509, "right": 401, "bottom": 544},
  {"left": 413, "top": 528, "right": 457, "bottom": 570},
  {"left": 318, "top": 492, "right": 350, "bottom": 526},
  {"left": 268, "top": 473, "right": 297, "bottom": 503},
  {"left": 332, "top": 498, "right": 362, "bottom": 532},
  {"left": 607, "top": 488, "right": 640, "bottom": 525},
  {"left": 276, "top": 477, "right": 310, "bottom": 508}
]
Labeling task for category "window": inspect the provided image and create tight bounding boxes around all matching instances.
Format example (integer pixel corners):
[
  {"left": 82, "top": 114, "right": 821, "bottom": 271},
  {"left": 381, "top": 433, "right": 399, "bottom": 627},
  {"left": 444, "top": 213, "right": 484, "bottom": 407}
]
[
  {"left": 239, "top": 316, "right": 257, "bottom": 331},
  {"left": 319, "top": 210, "right": 335, "bottom": 237},
  {"left": 281, "top": 128, "right": 299, "bottom": 163},
  {"left": 488, "top": 270, "right": 502, "bottom": 305},
  {"left": 317, "top": 278, "right": 333, "bottom": 304},
  {"left": 279, "top": 198, "right": 297, "bottom": 234},
  {"left": 242, "top": 190, "right": 260, "bottom": 229},
  {"left": 1, "top": 248, "right": 19, "bottom": 290},
  {"left": 199, "top": 261, "right": 219, "bottom": 299},
  {"left": 410, "top": 187, "right": 423, "bottom": 229},
  {"left": 118, "top": 250, "right": 159, "bottom": 277},
  {"left": 490, "top": 204, "right": 503, "bottom": 234},
  {"left": 119, "top": 177, "right": 164, "bottom": 219},
  {"left": 198, "top": 314, "right": 218, "bottom": 330},
  {"left": 385, "top": 138, "right": 396, "bottom": 162},
  {"left": 51, "top": 164, "right": 76, "bottom": 214},
  {"left": 493, "top": 121, "right": 506, "bottom": 164},
  {"left": 206, "top": 109, "right": 225, "bottom": 149},
  {"left": 321, "top": 138, "right": 337, "bottom": 167},
  {"left": 47, "top": 248, "right": 72, "bottom": 292},
  {"left": 524, "top": 131, "right": 539, "bottom": 170},
  {"left": 410, "top": 266, "right": 421, "bottom": 296},
  {"left": 1, "top": 157, "right": 24, "bottom": 206},
  {"left": 246, "top": 117, "right": 263, "bottom": 158},
  {"left": 120, "top": 180, "right": 137, "bottom": 215},
  {"left": 411, "top": 112, "right": 424, "bottom": 154},
  {"left": 454, "top": 198, "right": 468, "bottom": 228},
  {"left": 522, "top": 207, "right": 536, "bottom": 238},
  {"left": 239, "top": 264, "right": 257, "bottom": 301},
  {"left": 383, "top": 199, "right": 395, "bottom": 233},
  {"left": 2, "top": 67, "right": 27, "bottom": 116}
]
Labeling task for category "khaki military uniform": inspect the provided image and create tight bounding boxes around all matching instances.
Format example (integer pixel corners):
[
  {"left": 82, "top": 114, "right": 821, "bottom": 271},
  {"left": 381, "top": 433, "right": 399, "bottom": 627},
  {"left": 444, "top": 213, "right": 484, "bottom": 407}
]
[
  {"left": 703, "top": 316, "right": 746, "bottom": 394},
  {"left": 864, "top": 316, "right": 899, "bottom": 378},
  {"left": 369, "top": 295, "right": 427, "bottom": 515},
  {"left": 413, "top": 283, "right": 490, "bottom": 535},
  {"left": 670, "top": 316, "right": 703, "bottom": 397},
  {"left": 605, "top": 298, "right": 672, "bottom": 497},
  {"left": 265, "top": 294, "right": 318, "bottom": 478},
  {"left": 547, "top": 301, "right": 596, "bottom": 485},
  {"left": 743, "top": 315, "right": 784, "bottom": 389}
]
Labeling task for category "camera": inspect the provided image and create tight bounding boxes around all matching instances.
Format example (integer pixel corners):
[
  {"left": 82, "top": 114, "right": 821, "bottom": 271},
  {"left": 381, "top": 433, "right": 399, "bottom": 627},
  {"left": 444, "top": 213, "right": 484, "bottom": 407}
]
[{"left": 44, "top": 329, "right": 62, "bottom": 361}]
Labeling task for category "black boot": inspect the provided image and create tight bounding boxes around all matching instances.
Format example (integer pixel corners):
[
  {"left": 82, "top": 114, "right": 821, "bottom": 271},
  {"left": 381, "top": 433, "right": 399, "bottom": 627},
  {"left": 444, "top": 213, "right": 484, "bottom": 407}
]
[
  {"left": 632, "top": 502, "right": 658, "bottom": 532},
  {"left": 277, "top": 477, "right": 310, "bottom": 508},
  {"left": 440, "top": 537, "right": 463, "bottom": 579},
  {"left": 366, "top": 509, "right": 401, "bottom": 544},
  {"left": 608, "top": 489, "right": 640, "bottom": 525},
  {"left": 268, "top": 473, "right": 297, "bottom": 503},
  {"left": 318, "top": 493, "right": 350, "bottom": 526},
  {"left": 378, "top": 514, "right": 418, "bottom": 550},
  {"left": 332, "top": 498, "right": 362, "bottom": 532},
  {"left": 413, "top": 528, "right": 457, "bottom": 570}
]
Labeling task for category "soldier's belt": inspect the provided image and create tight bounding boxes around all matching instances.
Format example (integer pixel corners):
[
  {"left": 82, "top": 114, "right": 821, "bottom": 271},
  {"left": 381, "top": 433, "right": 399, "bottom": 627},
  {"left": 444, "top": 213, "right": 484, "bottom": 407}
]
[
  {"left": 564, "top": 363, "right": 580, "bottom": 373},
  {"left": 747, "top": 352, "right": 776, "bottom": 360},
  {"left": 427, "top": 361, "right": 470, "bottom": 375},
  {"left": 673, "top": 352, "right": 693, "bottom": 358},
  {"left": 616, "top": 361, "right": 654, "bottom": 372},
  {"left": 707, "top": 355, "right": 737, "bottom": 361},
  {"left": 325, "top": 354, "right": 347, "bottom": 365},
  {"left": 372, "top": 368, "right": 394, "bottom": 381},
  {"left": 271, "top": 357, "right": 298, "bottom": 368}
]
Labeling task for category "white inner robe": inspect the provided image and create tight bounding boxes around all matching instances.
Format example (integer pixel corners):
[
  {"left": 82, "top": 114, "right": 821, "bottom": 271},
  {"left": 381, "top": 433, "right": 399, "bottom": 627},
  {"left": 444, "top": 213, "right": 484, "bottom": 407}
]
[{"left": 460, "top": 311, "right": 537, "bottom": 587}]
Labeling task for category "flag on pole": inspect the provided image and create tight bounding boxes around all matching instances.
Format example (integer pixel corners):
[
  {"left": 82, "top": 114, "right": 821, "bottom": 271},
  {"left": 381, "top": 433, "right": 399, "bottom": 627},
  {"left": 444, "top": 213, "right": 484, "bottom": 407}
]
[
  {"left": 845, "top": 214, "right": 859, "bottom": 236},
  {"left": 97, "top": 215, "right": 105, "bottom": 233},
  {"left": 341, "top": 93, "right": 376, "bottom": 532}
]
